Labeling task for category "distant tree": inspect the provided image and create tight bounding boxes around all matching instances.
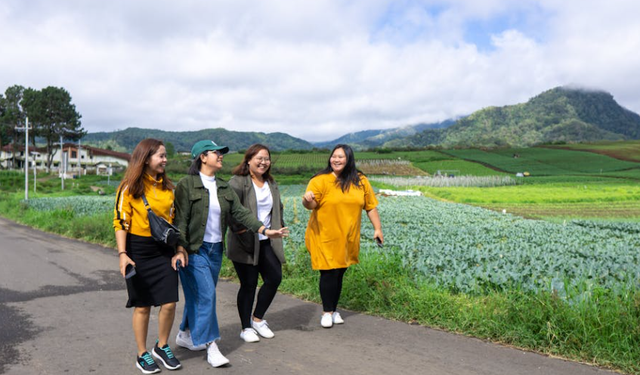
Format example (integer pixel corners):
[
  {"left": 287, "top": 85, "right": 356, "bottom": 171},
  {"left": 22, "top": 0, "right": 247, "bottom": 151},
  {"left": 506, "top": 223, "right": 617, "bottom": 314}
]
[
  {"left": 0, "top": 85, "right": 27, "bottom": 168},
  {"left": 165, "top": 141, "right": 176, "bottom": 157},
  {"left": 22, "top": 86, "right": 85, "bottom": 171}
]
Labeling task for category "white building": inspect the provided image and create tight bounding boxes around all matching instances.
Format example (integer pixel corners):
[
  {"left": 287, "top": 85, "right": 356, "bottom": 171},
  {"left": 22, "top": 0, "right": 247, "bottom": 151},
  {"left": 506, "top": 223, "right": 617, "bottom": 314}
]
[{"left": 1, "top": 143, "right": 130, "bottom": 174}]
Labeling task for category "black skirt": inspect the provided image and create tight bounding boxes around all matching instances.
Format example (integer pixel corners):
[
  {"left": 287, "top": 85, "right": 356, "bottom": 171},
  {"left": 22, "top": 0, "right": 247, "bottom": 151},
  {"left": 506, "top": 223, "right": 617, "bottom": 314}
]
[{"left": 125, "top": 234, "right": 178, "bottom": 308}]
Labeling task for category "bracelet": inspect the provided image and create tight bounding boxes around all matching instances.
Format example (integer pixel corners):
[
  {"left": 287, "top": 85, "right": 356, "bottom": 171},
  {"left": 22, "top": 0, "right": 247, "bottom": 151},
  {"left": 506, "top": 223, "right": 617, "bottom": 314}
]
[
  {"left": 261, "top": 227, "right": 269, "bottom": 235},
  {"left": 118, "top": 252, "right": 127, "bottom": 256}
]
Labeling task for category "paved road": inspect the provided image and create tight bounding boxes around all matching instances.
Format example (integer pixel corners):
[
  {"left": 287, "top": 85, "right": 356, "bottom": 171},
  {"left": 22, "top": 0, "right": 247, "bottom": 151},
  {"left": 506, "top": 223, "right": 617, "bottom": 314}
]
[{"left": 0, "top": 217, "right": 618, "bottom": 375}]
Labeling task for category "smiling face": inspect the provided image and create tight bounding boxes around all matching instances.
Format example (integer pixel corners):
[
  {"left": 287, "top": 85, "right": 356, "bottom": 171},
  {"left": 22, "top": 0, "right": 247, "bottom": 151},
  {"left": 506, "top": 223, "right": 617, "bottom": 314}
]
[
  {"left": 248, "top": 148, "right": 271, "bottom": 179},
  {"left": 145, "top": 145, "right": 167, "bottom": 178},
  {"left": 330, "top": 147, "right": 347, "bottom": 175},
  {"left": 201, "top": 149, "right": 224, "bottom": 173}
]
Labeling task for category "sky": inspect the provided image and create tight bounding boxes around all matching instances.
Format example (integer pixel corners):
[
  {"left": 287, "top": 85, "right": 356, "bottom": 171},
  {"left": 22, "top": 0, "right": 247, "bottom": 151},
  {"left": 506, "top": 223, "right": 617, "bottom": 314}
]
[{"left": 1, "top": 0, "right": 640, "bottom": 143}]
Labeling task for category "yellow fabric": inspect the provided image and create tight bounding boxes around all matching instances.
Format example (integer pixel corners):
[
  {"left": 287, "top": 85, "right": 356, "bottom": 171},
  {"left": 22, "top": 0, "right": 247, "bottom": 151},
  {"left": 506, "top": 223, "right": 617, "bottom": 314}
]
[
  {"left": 304, "top": 173, "right": 378, "bottom": 270},
  {"left": 113, "top": 174, "right": 175, "bottom": 237}
]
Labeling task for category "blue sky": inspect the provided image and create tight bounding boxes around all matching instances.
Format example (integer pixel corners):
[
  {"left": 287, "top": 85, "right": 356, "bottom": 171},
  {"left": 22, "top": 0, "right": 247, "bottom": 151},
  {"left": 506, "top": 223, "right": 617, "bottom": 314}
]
[{"left": 1, "top": 0, "right": 639, "bottom": 142}]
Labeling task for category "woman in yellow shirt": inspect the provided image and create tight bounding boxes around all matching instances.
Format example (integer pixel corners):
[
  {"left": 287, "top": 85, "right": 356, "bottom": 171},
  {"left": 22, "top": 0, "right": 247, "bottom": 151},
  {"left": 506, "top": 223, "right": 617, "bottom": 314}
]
[
  {"left": 114, "top": 138, "right": 187, "bottom": 374},
  {"left": 302, "top": 144, "right": 383, "bottom": 328}
]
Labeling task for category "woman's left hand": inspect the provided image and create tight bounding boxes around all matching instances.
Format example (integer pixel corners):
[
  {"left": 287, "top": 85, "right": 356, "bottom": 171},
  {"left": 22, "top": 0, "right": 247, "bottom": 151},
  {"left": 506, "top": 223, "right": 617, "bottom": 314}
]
[
  {"left": 374, "top": 230, "right": 384, "bottom": 246},
  {"left": 266, "top": 227, "right": 290, "bottom": 238},
  {"left": 172, "top": 249, "right": 188, "bottom": 271}
]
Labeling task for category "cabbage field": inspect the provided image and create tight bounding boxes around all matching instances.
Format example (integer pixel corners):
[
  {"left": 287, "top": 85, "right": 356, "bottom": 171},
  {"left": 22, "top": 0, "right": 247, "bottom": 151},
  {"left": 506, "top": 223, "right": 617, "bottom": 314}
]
[{"left": 279, "top": 185, "right": 640, "bottom": 295}]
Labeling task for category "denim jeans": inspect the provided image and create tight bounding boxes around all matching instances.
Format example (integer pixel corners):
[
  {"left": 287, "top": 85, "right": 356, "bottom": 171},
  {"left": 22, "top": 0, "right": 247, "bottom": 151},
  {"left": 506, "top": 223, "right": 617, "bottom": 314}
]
[{"left": 179, "top": 241, "right": 223, "bottom": 346}]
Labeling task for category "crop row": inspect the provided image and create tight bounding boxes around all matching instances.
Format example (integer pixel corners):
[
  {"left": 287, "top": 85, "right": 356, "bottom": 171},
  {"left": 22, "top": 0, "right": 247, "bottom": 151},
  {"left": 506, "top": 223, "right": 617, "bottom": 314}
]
[{"left": 369, "top": 175, "right": 518, "bottom": 188}]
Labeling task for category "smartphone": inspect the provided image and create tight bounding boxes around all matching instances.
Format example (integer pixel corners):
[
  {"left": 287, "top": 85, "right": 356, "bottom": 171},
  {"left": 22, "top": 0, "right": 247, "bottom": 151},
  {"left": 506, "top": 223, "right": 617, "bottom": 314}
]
[
  {"left": 125, "top": 264, "right": 137, "bottom": 279},
  {"left": 176, "top": 259, "right": 182, "bottom": 271},
  {"left": 375, "top": 237, "right": 383, "bottom": 248}
]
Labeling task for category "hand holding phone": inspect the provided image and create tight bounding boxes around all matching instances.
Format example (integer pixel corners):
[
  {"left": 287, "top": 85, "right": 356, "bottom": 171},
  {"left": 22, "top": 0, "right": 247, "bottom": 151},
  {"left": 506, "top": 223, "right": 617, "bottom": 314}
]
[
  {"left": 375, "top": 237, "right": 383, "bottom": 248},
  {"left": 176, "top": 259, "right": 182, "bottom": 271},
  {"left": 125, "top": 264, "right": 137, "bottom": 279}
]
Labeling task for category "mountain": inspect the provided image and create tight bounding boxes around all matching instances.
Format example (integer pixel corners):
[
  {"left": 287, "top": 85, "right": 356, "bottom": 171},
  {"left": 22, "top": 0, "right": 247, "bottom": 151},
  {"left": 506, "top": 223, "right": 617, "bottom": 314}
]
[
  {"left": 82, "top": 127, "right": 314, "bottom": 153},
  {"left": 385, "top": 87, "right": 640, "bottom": 148},
  {"left": 314, "top": 120, "right": 455, "bottom": 150}
]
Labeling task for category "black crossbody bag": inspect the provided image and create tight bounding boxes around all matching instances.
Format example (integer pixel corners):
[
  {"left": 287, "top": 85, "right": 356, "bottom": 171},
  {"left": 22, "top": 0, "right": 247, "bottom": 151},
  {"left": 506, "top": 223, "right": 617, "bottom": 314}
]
[{"left": 141, "top": 193, "right": 180, "bottom": 246}]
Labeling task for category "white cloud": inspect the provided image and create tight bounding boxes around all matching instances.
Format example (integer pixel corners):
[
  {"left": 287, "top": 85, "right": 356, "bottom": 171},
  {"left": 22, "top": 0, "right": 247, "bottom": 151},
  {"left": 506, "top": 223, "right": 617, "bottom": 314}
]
[{"left": 1, "top": 0, "right": 639, "bottom": 143}]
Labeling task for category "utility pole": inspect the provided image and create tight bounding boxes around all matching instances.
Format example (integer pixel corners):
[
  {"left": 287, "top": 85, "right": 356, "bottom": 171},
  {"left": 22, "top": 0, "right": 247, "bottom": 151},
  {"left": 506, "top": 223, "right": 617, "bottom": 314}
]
[
  {"left": 59, "top": 134, "right": 64, "bottom": 190},
  {"left": 77, "top": 138, "right": 81, "bottom": 177},
  {"left": 14, "top": 117, "right": 31, "bottom": 201}
]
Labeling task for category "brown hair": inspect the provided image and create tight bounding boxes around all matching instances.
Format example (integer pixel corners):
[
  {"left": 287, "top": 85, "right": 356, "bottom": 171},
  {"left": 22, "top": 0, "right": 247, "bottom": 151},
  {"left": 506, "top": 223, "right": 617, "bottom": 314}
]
[
  {"left": 119, "top": 138, "right": 173, "bottom": 198},
  {"left": 231, "top": 143, "right": 274, "bottom": 183}
]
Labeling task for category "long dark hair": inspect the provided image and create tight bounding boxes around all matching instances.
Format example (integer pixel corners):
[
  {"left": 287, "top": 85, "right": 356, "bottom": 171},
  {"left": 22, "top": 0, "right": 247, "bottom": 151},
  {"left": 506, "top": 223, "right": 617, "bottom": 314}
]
[
  {"left": 231, "top": 143, "right": 274, "bottom": 183},
  {"left": 314, "top": 144, "right": 363, "bottom": 192},
  {"left": 187, "top": 154, "right": 204, "bottom": 175},
  {"left": 119, "top": 138, "right": 173, "bottom": 198}
]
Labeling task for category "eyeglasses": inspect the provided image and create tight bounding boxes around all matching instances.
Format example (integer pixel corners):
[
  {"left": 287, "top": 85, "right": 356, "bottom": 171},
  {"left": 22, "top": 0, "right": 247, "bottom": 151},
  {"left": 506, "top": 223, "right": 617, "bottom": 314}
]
[
  {"left": 254, "top": 157, "right": 271, "bottom": 164},
  {"left": 206, "top": 150, "right": 223, "bottom": 157}
]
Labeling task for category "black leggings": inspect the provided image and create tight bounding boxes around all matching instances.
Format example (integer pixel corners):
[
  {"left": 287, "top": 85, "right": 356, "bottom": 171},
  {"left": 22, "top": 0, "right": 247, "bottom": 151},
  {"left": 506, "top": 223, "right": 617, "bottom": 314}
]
[
  {"left": 233, "top": 240, "right": 282, "bottom": 329},
  {"left": 319, "top": 268, "right": 347, "bottom": 312}
]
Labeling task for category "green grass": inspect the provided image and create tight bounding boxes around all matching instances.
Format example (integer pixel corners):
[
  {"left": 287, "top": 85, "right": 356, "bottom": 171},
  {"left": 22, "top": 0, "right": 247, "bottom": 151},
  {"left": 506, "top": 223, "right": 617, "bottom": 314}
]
[{"left": 420, "top": 183, "right": 640, "bottom": 204}]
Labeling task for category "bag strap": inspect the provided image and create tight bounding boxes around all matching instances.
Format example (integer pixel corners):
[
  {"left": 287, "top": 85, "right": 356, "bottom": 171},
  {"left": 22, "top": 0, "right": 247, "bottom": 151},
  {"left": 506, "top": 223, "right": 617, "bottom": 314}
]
[{"left": 140, "top": 193, "right": 153, "bottom": 213}]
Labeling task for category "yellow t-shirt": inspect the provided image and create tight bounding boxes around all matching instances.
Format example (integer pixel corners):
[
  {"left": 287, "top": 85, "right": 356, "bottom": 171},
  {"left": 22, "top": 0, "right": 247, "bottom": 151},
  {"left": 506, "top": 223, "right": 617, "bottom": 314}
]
[
  {"left": 304, "top": 173, "right": 378, "bottom": 270},
  {"left": 113, "top": 174, "right": 175, "bottom": 237}
]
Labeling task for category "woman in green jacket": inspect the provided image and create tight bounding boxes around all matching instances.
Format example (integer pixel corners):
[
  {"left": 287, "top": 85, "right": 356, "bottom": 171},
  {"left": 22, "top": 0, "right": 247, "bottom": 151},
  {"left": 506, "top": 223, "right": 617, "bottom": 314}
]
[
  {"left": 227, "top": 144, "right": 286, "bottom": 343},
  {"left": 173, "top": 140, "right": 288, "bottom": 368}
]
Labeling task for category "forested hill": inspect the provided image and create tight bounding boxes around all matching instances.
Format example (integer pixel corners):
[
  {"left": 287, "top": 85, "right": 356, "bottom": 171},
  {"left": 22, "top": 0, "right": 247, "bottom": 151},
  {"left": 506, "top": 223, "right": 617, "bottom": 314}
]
[
  {"left": 314, "top": 120, "right": 455, "bottom": 150},
  {"left": 385, "top": 87, "right": 640, "bottom": 148},
  {"left": 82, "top": 127, "right": 314, "bottom": 153}
]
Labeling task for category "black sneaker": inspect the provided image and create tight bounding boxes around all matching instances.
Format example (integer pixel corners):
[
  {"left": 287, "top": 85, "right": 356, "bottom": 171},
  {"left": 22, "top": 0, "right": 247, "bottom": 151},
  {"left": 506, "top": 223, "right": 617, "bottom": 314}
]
[
  {"left": 152, "top": 341, "right": 182, "bottom": 370},
  {"left": 136, "top": 351, "right": 161, "bottom": 374}
]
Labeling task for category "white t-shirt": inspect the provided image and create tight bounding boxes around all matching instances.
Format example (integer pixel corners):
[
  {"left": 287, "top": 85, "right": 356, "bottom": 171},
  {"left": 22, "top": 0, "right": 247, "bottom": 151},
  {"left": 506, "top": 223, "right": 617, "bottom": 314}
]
[
  {"left": 200, "top": 172, "right": 222, "bottom": 243},
  {"left": 253, "top": 181, "right": 273, "bottom": 240}
]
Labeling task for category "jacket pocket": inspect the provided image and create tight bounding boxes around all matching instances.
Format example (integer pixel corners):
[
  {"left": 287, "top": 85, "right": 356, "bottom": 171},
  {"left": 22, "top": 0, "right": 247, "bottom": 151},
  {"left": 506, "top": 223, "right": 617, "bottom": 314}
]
[{"left": 236, "top": 230, "right": 255, "bottom": 254}]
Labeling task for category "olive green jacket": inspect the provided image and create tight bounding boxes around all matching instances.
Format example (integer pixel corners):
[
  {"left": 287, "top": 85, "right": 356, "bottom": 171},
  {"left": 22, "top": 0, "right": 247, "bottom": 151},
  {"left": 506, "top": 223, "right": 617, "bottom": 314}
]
[
  {"left": 174, "top": 174, "right": 263, "bottom": 254},
  {"left": 227, "top": 174, "right": 286, "bottom": 266}
]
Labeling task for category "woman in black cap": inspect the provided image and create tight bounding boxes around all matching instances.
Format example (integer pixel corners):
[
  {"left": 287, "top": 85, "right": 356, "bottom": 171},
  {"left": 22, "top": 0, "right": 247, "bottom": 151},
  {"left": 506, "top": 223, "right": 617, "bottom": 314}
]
[{"left": 173, "top": 140, "right": 288, "bottom": 368}]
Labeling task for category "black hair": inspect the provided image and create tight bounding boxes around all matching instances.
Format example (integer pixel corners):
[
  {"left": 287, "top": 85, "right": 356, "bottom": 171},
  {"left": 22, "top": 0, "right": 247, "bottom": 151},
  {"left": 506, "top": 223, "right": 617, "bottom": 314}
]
[
  {"left": 313, "top": 144, "right": 363, "bottom": 192},
  {"left": 188, "top": 152, "right": 206, "bottom": 175}
]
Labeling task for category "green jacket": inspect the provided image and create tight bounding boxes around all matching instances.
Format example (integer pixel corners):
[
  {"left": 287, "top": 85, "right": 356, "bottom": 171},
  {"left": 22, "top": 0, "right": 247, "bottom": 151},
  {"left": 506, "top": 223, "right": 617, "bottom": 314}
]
[
  {"left": 174, "top": 174, "right": 263, "bottom": 254},
  {"left": 227, "top": 174, "right": 286, "bottom": 266}
]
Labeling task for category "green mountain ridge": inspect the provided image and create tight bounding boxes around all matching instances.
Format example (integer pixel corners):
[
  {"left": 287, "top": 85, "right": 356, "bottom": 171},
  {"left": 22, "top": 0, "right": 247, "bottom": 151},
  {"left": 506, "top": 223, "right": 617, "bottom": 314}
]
[
  {"left": 385, "top": 86, "right": 640, "bottom": 148},
  {"left": 314, "top": 120, "right": 455, "bottom": 150},
  {"left": 82, "top": 127, "right": 314, "bottom": 153}
]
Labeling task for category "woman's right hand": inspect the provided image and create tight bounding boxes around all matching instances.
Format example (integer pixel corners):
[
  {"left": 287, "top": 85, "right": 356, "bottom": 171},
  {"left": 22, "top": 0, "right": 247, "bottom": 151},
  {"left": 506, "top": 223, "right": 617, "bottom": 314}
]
[
  {"left": 302, "top": 191, "right": 315, "bottom": 203},
  {"left": 302, "top": 191, "right": 317, "bottom": 210},
  {"left": 119, "top": 253, "right": 136, "bottom": 278}
]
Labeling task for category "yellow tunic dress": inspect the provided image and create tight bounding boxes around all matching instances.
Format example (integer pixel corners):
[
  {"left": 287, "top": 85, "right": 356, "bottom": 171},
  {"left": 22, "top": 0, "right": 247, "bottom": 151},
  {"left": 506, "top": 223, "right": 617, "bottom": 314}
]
[{"left": 305, "top": 173, "right": 378, "bottom": 270}]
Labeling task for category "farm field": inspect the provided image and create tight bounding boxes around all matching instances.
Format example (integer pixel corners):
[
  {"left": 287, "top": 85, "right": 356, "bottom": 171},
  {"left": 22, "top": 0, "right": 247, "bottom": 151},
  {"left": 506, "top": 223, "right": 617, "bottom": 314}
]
[
  {"left": 541, "top": 140, "right": 640, "bottom": 162},
  {"left": 442, "top": 147, "right": 640, "bottom": 176}
]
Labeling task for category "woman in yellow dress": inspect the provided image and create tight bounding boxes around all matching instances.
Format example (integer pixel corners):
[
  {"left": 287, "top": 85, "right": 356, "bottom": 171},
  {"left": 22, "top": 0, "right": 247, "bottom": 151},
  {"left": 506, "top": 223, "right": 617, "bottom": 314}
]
[{"left": 302, "top": 144, "right": 383, "bottom": 328}]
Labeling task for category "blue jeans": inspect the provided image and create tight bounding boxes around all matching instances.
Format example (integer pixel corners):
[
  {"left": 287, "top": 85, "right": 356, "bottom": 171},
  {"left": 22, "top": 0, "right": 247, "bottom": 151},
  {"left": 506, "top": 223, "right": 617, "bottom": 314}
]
[{"left": 179, "top": 241, "right": 223, "bottom": 346}]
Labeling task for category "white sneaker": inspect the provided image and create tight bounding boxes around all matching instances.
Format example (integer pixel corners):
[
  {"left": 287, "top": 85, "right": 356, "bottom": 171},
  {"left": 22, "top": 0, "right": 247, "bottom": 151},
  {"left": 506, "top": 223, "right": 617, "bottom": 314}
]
[
  {"left": 321, "top": 313, "right": 333, "bottom": 328},
  {"left": 240, "top": 328, "right": 260, "bottom": 343},
  {"left": 252, "top": 319, "right": 275, "bottom": 338},
  {"left": 176, "top": 330, "right": 206, "bottom": 351},
  {"left": 332, "top": 312, "right": 344, "bottom": 324},
  {"left": 206, "top": 341, "right": 230, "bottom": 367}
]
